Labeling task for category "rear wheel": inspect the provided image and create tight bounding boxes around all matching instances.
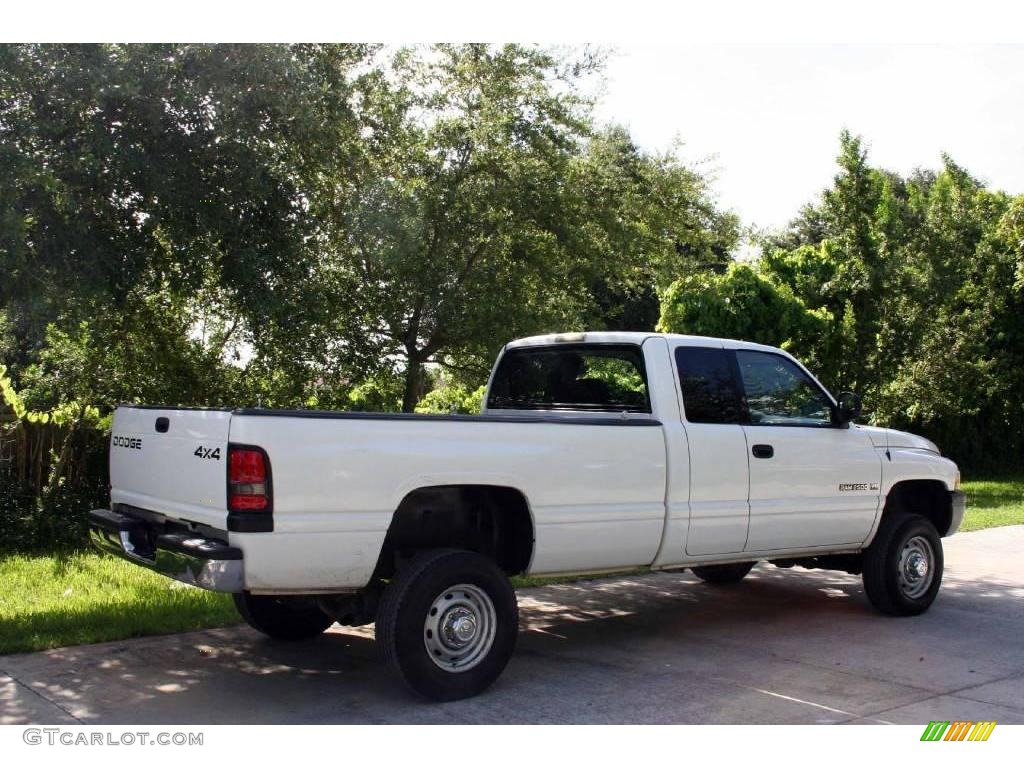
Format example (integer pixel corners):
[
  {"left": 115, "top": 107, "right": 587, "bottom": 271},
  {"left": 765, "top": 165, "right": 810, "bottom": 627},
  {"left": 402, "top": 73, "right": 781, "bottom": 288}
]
[
  {"left": 862, "top": 513, "right": 943, "bottom": 616},
  {"left": 233, "top": 592, "right": 335, "bottom": 641},
  {"left": 376, "top": 548, "right": 518, "bottom": 701},
  {"left": 691, "top": 561, "right": 756, "bottom": 584}
]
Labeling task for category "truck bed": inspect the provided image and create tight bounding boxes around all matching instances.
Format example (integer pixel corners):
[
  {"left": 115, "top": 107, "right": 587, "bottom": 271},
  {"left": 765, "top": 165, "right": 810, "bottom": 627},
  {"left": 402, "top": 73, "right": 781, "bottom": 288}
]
[{"left": 108, "top": 405, "right": 669, "bottom": 592}]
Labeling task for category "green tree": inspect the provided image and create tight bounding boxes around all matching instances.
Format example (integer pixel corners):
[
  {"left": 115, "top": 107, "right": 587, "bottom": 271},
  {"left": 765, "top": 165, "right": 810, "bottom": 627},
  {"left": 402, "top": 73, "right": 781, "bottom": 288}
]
[
  {"left": 312, "top": 48, "right": 739, "bottom": 410},
  {"left": 0, "top": 43, "right": 372, "bottom": 407},
  {"left": 757, "top": 132, "right": 1024, "bottom": 469},
  {"left": 315, "top": 44, "right": 602, "bottom": 411}
]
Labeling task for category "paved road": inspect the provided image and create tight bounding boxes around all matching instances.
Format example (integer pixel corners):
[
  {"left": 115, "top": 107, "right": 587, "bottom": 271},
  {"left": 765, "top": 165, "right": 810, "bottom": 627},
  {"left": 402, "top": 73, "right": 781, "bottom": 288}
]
[{"left": 3, "top": 526, "right": 1023, "bottom": 725}]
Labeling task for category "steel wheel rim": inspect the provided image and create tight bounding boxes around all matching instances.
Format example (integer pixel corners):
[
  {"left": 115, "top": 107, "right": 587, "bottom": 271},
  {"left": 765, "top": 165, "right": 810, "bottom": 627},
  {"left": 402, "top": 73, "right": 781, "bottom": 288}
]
[
  {"left": 898, "top": 534, "right": 935, "bottom": 599},
  {"left": 423, "top": 583, "right": 497, "bottom": 673}
]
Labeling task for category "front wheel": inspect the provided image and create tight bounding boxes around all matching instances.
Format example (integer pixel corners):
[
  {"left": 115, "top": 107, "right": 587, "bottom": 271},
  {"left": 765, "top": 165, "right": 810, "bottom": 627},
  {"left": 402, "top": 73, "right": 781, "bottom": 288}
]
[
  {"left": 862, "top": 513, "right": 943, "bottom": 616},
  {"left": 233, "top": 592, "right": 335, "bottom": 641},
  {"left": 376, "top": 549, "right": 518, "bottom": 701}
]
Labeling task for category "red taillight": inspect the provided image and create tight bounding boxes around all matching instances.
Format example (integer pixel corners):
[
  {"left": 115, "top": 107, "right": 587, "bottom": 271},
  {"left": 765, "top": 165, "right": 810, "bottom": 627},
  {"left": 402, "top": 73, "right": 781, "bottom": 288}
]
[
  {"left": 230, "top": 493, "right": 268, "bottom": 510},
  {"left": 228, "top": 446, "right": 270, "bottom": 512},
  {"left": 230, "top": 448, "right": 265, "bottom": 484}
]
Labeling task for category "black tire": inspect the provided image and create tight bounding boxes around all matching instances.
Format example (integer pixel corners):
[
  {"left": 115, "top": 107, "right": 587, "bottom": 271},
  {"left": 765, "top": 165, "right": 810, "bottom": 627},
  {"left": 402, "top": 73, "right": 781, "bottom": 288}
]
[
  {"left": 862, "top": 513, "right": 943, "bottom": 616},
  {"left": 376, "top": 548, "right": 518, "bottom": 702},
  {"left": 233, "top": 591, "right": 335, "bottom": 641},
  {"left": 691, "top": 561, "right": 756, "bottom": 584}
]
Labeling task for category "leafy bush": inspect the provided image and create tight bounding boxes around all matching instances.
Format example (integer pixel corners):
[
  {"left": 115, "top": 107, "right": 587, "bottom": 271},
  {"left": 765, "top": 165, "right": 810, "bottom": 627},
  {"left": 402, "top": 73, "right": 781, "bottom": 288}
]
[
  {"left": 657, "top": 263, "right": 831, "bottom": 366},
  {"left": 0, "top": 477, "right": 108, "bottom": 553},
  {"left": 346, "top": 371, "right": 405, "bottom": 412},
  {"left": 415, "top": 384, "right": 486, "bottom": 415},
  {"left": 1, "top": 363, "right": 110, "bottom": 552}
]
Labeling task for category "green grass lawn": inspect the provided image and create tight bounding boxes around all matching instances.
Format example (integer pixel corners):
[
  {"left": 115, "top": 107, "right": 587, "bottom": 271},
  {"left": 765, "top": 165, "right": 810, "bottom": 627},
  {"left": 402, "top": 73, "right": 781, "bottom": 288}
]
[
  {"left": 961, "top": 474, "right": 1024, "bottom": 532},
  {"left": 2, "top": 475, "right": 1021, "bottom": 656},
  {"left": 0, "top": 551, "right": 239, "bottom": 655}
]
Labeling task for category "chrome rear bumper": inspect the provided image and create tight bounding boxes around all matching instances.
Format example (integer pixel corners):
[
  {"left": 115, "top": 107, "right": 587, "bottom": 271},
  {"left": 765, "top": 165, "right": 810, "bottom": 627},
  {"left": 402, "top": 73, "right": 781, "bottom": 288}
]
[{"left": 89, "top": 508, "right": 244, "bottom": 592}]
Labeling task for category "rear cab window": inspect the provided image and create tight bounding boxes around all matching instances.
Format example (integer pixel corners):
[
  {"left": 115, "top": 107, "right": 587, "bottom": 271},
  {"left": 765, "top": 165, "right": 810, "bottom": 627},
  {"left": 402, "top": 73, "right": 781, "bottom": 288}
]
[
  {"left": 487, "top": 344, "right": 651, "bottom": 413},
  {"left": 674, "top": 346, "right": 745, "bottom": 424}
]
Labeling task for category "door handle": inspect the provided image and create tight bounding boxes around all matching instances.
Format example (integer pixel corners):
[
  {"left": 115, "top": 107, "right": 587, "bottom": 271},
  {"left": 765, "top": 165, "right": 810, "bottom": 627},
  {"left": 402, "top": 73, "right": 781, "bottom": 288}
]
[{"left": 751, "top": 444, "right": 774, "bottom": 459}]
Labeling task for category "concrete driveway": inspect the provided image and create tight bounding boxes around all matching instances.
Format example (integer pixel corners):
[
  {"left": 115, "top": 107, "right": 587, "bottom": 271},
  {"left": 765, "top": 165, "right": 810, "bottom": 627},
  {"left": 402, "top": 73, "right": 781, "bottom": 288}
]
[{"left": 3, "top": 525, "right": 1023, "bottom": 725}]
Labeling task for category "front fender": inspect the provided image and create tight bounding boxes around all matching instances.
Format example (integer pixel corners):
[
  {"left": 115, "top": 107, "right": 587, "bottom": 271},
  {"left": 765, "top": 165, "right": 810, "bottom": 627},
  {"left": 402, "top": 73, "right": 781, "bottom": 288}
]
[
  {"left": 858, "top": 449, "right": 961, "bottom": 547},
  {"left": 881, "top": 448, "right": 959, "bottom": 496}
]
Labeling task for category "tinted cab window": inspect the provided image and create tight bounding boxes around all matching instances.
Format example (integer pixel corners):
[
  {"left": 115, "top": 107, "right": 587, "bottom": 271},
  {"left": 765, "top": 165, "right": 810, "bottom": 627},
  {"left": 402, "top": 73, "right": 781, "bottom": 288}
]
[
  {"left": 735, "top": 350, "right": 833, "bottom": 426},
  {"left": 487, "top": 345, "right": 650, "bottom": 413},
  {"left": 674, "top": 347, "right": 745, "bottom": 424}
]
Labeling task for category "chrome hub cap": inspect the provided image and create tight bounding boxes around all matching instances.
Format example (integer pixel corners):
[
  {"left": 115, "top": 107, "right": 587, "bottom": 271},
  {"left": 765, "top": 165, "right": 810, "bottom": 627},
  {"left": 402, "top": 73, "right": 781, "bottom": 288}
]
[
  {"left": 898, "top": 535, "right": 935, "bottom": 599},
  {"left": 909, "top": 552, "right": 929, "bottom": 579},
  {"left": 443, "top": 608, "right": 478, "bottom": 646},
  {"left": 423, "top": 583, "right": 496, "bottom": 673}
]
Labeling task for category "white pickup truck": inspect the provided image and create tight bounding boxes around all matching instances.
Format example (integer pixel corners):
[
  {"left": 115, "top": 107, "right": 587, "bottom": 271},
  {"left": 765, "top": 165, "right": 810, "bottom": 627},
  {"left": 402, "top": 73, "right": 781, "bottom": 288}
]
[{"left": 90, "top": 332, "right": 965, "bottom": 700}]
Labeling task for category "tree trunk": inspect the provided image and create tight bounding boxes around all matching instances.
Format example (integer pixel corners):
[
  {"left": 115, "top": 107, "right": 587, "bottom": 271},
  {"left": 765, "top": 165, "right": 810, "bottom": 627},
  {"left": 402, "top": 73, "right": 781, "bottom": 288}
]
[
  {"left": 401, "top": 358, "right": 424, "bottom": 413},
  {"left": 42, "top": 404, "right": 86, "bottom": 506}
]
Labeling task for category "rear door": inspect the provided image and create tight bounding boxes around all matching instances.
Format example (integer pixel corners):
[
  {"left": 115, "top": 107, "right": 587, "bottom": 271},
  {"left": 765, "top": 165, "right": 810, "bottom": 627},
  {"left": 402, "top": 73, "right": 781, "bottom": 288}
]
[
  {"left": 109, "top": 406, "right": 232, "bottom": 529},
  {"left": 673, "top": 343, "right": 751, "bottom": 556}
]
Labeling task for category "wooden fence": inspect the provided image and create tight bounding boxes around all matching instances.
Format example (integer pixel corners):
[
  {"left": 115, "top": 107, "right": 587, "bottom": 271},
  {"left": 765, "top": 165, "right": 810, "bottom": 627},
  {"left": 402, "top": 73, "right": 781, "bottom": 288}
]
[{"left": 0, "top": 413, "right": 103, "bottom": 495}]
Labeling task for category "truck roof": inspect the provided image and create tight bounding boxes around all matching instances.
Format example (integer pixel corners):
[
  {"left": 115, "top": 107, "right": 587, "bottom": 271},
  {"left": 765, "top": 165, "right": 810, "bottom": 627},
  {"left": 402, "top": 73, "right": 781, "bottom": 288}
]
[{"left": 505, "top": 331, "right": 787, "bottom": 354}]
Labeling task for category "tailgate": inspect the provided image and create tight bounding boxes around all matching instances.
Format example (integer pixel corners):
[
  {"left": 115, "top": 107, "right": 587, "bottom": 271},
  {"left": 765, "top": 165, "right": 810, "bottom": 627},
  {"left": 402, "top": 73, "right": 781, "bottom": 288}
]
[{"left": 109, "top": 406, "right": 232, "bottom": 529}]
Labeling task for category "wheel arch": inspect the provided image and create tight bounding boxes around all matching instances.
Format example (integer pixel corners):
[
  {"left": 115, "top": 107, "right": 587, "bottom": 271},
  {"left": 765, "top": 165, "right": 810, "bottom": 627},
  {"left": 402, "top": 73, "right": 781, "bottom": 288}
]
[
  {"left": 373, "top": 484, "right": 535, "bottom": 579},
  {"left": 883, "top": 479, "right": 954, "bottom": 536}
]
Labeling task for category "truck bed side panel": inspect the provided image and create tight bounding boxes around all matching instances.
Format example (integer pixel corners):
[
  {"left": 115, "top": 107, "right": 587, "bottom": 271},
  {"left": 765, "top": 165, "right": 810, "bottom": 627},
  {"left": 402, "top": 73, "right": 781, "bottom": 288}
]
[{"left": 229, "top": 414, "right": 668, "bottom": 591}]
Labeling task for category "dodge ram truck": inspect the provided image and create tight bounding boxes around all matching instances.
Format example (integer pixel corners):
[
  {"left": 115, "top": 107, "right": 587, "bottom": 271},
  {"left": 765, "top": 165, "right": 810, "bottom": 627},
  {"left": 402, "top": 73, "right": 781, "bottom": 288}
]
[{"left": 89, "top": 331, "right": 965, "bottom": 701}]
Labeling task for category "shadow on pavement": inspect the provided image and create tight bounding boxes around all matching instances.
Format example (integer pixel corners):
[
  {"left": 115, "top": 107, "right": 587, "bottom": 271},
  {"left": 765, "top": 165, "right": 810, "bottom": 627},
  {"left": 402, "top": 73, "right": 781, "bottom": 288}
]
[{"left": 3, "top": 541, "right": 1024, "bottom": 725}]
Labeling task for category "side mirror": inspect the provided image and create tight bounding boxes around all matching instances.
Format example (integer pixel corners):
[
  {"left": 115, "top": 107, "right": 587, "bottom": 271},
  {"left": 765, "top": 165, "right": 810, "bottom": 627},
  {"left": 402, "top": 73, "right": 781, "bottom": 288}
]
[{"left": 833, "top": 391, "right": 862, "bottom": 426}]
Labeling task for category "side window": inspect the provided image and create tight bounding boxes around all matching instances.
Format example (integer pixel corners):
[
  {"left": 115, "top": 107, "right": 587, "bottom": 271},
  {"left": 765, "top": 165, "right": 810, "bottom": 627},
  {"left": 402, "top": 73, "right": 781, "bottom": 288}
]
[
  {"left": 735, "top": 350, "right": 833, "bottom": 426},
  {"left": 487, "top": 345, "right": 651, "bottom": 413},
  {"left": 674, "top": 346, "right": 745, "bottom": 424}
]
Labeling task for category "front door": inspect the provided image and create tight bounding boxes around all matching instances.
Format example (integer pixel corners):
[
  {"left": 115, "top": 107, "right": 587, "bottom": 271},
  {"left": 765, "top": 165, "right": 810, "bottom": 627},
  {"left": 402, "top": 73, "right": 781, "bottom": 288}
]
[{"left": 731, "top": 348, "right": 882, "bottom": 552}]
